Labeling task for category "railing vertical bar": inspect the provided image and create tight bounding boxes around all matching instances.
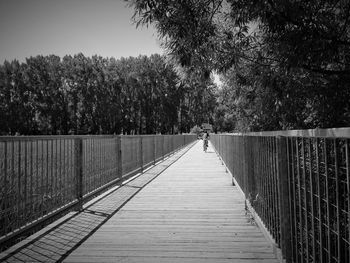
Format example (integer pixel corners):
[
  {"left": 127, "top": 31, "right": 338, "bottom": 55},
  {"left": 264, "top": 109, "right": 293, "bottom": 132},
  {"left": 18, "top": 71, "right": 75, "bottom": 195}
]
[
  {"left": 274, "top": 137, "right": 280, "bottom": 244},
  {"left": 102, "top": 138, "right": 105, "bottom": 186},
  {"left": 162, "top": 136, "right": 165, "bottom": 160},
  {"left": 261, "top": 137, "right": 270, "bottom": 230},
  {"left": 35, "top": 140, "right": 39, "bottom": 216},
  {"left": 90, "top": 138, "right": 93, "bottom": 192},
  {"left": 265, "top": 137, "right": 270, "bottom": 232},
  {"left": 287, "top": 137, "right": 296, "bottom": 262},
  {"left": 63, "top": 139, "right": 66, "bottom": 203},
  {"left": 263, "top": 137, "right": 268, "bottom": 230},
  {"left": 118, "top": 136, "right": 122, "bottom": 179},
  {"left": 104, "top": 138, "right": 107, "bottom": 183},
  {"left": 267, "top": 137, "right": 274, "bottom": 238},
  {"left": 3, "top": 141, "right": 8, "bottom": 234},
  {"left": 258, "top": 138, "right": 262, "bottom": 216},
  {"left": 17, "top": 140, "right": 21, "bottom": 229},
  {"left": 334, "top": 138, "right": 342, "bottom": 263},
  {"left": 45, "top": 139, "right": 49, "bottom": 211},
  {"left": 277, "top": 136, "right": 292, "bottom": 262},
  {"left": 97, "top": 138, "right": 100, "bottom": 188},
  {"left": 83, "top": 139, "right": 86, "bottom": 193},
  {"left": 64, "top": 139, "right": 68, "bottom": 202},
  {"left": 324, "top": 140, "right": 331, "bottom": 263},
  {"left": 93, "top": 138, "right": 96, "bottom": 189},
  {"left": 316, "top": 138, "right": 324, "bottom": 263},
  {"left": 94, "top": 138, "right": 97, "bottom": 189},
  {"left": 308, "top": 138, "right": 316, "bottom": 262},
  {"left": 346, "top": 139, "right": 350, "bottom": 262},
  {"left": 100, "top": 138, "right": 103, "bottom": 188},
  {"left": 93, "top": 138, "right": 96, "bottom": 190},
  {"left": 53, "top": 139, "right": 57, "bottom": 207},
  {"left": 296, "top": 138, "right": 304, "bottom": 263},
  {"left": 11, "top": 140, "right": 15, "bottom": 201},
  {"left": 69, "top": 139, "right": 73, "bottom": 200},
  {"left": 50, "top": 139, "right": 54, "bottom": 211},
  {"left": 290, "top": 138, "right": 299, "bottom": 263},
  {"left": 269, "top": 137, "right": 275, "bottom": 239},
  {"left": 59, "top": 139, "right": 62, "bottom": 204},
  {"left": 74, "top": 138, "right": 83, "bottom": 211},
  {"left": 153, "top": 136, "right": 156, "bottom": 165},
  {"left": 23, "top": 141, "right": 28, "bottom": 224},
  {"left": 301, "top": 138, "right": 310, "bottom": 262},
  {"left": 10, "top": 141, "right": 15, "bottom": 229},
  {"left": 70, "top": 139, "right": 73, "bottom": 200},
  {"left": 30, "top": 140, "right": 33, "bottom": 222},
  {"left": 265, "top": 137, "right": 270, "bottom": 230},
  {"left": 88, "top": 138, "right": 91, "bottom": 193},
  {"left": 140, "top": 136, "right": 143, "bottom": 173}
]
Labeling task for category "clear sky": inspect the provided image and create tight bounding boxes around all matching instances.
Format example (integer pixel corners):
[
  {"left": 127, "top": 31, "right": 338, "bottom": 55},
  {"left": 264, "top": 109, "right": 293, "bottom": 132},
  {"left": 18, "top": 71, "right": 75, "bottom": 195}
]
[{"left": 0, "top": 0, "right": 163, "bottom": 63}]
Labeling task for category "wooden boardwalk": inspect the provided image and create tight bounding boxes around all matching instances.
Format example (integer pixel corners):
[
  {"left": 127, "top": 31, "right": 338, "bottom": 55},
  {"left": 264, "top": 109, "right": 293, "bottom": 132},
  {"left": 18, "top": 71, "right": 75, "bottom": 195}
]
[{"left": 1, "top": 141, "right": 279, "bottom": 263}]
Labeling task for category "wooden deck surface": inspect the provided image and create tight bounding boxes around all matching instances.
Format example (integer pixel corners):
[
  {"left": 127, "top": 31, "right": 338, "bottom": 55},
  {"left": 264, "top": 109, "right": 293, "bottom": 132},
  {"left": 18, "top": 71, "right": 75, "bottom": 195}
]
[
  {"left": 64, "top": 141, "right": 279, "bottom": 263},
  {"left": 1, "top": 141, "right": 279, "bottom": 263}
]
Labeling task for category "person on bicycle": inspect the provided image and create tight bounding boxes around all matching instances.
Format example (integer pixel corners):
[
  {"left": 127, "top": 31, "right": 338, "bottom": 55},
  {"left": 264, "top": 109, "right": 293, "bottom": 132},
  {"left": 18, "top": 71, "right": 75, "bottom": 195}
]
[{"left": 203, "top": 131, "right": 210, "bottom": 152}]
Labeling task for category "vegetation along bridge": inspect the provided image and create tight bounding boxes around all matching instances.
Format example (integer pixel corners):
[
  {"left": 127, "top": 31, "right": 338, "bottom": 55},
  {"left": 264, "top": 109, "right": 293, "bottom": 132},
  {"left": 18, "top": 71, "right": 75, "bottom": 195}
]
[{"left": 1, "top": 129, "right": 350, "bottom": 262}]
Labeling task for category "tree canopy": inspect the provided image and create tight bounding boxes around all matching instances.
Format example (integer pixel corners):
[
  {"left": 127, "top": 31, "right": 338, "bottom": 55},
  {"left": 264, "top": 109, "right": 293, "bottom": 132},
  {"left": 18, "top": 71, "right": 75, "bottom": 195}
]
[{"left": 128, "top": 0, "right": 350, "bottom": 131}]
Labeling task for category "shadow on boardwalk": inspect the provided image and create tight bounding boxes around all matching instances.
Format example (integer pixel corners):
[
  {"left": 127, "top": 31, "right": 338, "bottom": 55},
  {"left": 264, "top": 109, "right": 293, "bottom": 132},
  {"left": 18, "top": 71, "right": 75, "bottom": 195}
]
[{"left": 1, "top": 141, "right": 279, "bottom": 263}]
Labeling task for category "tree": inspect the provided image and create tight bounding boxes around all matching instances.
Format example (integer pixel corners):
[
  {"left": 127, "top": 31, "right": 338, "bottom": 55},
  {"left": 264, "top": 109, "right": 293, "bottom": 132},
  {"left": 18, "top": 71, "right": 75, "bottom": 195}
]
[{"left": 128, "top": 0, "right": 350, "bottom": 131}]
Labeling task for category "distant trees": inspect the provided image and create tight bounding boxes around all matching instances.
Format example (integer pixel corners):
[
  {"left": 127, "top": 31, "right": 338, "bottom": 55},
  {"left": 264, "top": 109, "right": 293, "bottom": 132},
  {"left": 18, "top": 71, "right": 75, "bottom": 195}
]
[
  {"left": 0, "top": 53, "right": 216, "bottom": 135},
  {"left": 129, "top": 0, "right": 350, "bottom": 132}
]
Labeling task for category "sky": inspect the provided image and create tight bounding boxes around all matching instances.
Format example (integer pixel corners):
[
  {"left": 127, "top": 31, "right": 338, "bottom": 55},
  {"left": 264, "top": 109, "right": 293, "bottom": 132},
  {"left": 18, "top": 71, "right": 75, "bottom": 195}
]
[{"left": 0, "top": 0, "right": 163, "bottom": 63}]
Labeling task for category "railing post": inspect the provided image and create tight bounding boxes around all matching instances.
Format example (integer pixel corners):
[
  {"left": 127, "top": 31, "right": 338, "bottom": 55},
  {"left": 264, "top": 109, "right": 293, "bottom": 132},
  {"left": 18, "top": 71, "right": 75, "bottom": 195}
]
[
  {"left": 153, "top": 135, "right": 156, "bottom": 165},
  {"left": 277, "top": 136, "right": 292, "bottom": 263},
  {"left": 162, "top": 136, "right": 165, "bottom": 160},
  {"left": 117, "top": 136, "right": 122, "bottom": 179},
  {"left": 245, "top": 136, "right": 256, "bottom": 200},
  {"left": 172, "top": 135, "right": 175, "bottom": 152},
  {"left": 74, "top": 138, "right": 83, "bottom": 211},
  {"left": 139, "top": 136, "right": 143, "bottom": 173}
]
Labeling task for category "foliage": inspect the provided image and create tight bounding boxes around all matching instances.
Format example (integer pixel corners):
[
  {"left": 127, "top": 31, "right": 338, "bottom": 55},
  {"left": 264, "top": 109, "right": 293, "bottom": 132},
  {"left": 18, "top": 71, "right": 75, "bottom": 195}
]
[
  {"left": 0, "top": 54, "right": 216, "bottom": 135},
  {"left": 128, "top": 0, "right": 350, "bottom": 131},
  {"left": 190, "top": 125, "right": 202, "bottom": 135}
]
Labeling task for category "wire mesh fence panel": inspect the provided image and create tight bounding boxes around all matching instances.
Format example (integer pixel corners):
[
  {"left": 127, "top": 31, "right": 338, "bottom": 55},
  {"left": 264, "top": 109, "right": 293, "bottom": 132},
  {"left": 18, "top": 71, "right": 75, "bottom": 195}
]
[
  {"left": 288, "top": 137, "right": 350, "bottom": 263},
  {"left": 211, "top": 133, "right": 350, "bottom": 263},
  {"left": 0, "top": 137, "right": 76, "bottom": 238},
  {"left": 82, "top": 136, "right": 118, "bottom": 195},
  {"left": 163, "top": 135, "right": 172, "bottom": 156},
  {"left": 121, "top": 136, "right": 141, "bottom": 176},
  {"left": 174, "top": 135, "right": 184, "bottom": 150},
  {"left": 142, "top": 136, "right": 155, "bottom": 167},
  {"left": 154, "top": 135, "right": 164, "bottom": 161}
]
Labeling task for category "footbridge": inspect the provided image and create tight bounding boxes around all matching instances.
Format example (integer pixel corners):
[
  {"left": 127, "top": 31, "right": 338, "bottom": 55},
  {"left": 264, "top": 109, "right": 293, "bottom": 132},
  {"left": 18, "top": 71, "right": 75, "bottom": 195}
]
[{"left": 1, "top": 130, "right": 349, "bottom": 263}]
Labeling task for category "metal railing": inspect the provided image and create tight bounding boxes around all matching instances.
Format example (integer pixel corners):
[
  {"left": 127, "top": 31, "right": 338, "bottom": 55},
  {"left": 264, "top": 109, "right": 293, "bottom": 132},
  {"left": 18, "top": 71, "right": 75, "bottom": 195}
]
[
  {"left": 211, "top": 130, "right": 350, "bottom": 263},
  {"left": 0, "top": 134, "right": 196, "bottom": 247}
]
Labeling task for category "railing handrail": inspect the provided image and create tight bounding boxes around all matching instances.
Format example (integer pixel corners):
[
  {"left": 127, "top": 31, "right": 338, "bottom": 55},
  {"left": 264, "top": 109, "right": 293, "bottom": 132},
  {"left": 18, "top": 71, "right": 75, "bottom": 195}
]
[
  {"left": 0, "top": 134, "right": 191, "bottom": 141},
  {"left": 221, "top": 127, "right": 350, "bottom": 138}
]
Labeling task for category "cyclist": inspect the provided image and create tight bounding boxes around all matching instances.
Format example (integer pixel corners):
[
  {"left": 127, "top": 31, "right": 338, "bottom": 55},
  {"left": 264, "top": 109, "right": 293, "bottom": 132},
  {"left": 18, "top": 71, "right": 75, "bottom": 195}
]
[{"left": 203, "top": 131, "right": 210, "bottom": 152}]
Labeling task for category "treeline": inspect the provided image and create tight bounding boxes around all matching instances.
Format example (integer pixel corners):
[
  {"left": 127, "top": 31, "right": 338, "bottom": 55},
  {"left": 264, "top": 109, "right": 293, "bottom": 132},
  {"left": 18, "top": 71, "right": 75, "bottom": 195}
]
[{"left": 0, "top": 53, "right": 215, "bottom": 135}]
